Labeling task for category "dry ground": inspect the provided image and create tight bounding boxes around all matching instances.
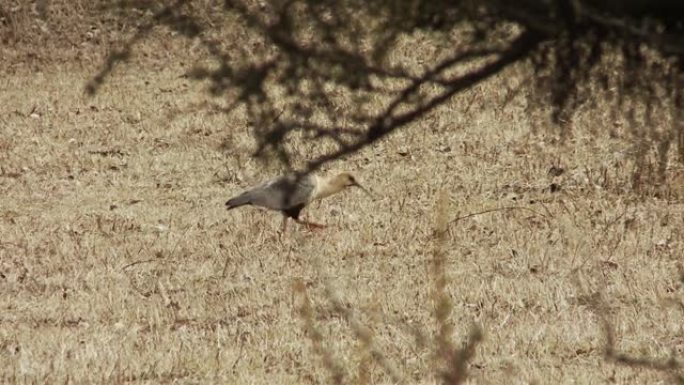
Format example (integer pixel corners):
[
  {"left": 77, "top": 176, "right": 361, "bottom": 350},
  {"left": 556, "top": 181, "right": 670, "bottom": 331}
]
[{"left": 2, "top": 27, "right": 684, "bottom": 385}]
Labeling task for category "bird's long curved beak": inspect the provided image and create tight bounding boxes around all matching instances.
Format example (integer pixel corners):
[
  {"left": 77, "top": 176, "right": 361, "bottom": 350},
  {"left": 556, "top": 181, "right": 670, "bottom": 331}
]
[{"left": 353, "top": 182, "right": 374, "bottom": 199}]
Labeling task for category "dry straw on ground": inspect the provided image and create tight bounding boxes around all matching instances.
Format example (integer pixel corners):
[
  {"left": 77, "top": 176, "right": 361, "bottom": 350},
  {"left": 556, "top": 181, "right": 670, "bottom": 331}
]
[{"left": 1, "top": 2, "right": 684, "bottom": 384}]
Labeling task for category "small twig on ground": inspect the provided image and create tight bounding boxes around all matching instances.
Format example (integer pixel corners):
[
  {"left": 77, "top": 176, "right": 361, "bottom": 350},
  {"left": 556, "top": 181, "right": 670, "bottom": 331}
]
[
  {"left": 449, "top": 205, "right": 548, "bottom": 226},
  {"left": 121, "top": 259, "right": 157, "bottom": 270},
  {"left": 230, "top": 327, "right": 246, "bottom": 373}
]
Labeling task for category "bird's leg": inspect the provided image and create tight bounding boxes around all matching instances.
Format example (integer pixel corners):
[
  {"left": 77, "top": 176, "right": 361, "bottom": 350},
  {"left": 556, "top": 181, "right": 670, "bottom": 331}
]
[
  {"left": 294, "top": 218, "right": 327, "bottom": 230},
  {"left": 275, "top": 217, "right": 289, "bottom": 246},
  {"left": 281, "top": 216, "right": 289, "bottom": 234},
  {"left": 295, "top": 209, "right": 326, "bottom": 231}
]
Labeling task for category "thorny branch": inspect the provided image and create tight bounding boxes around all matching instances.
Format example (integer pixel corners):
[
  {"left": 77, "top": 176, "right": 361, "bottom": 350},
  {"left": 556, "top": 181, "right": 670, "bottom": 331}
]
[
  {"left": 587, "top": 291, "right": 684, "bottom": 384},
  {"left": 90, "top": 1, "right": 684, "bottom": 175}
]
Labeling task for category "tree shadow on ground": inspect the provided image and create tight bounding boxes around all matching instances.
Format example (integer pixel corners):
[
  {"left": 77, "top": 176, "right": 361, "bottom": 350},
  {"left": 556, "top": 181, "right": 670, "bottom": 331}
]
[{"left": 87, "top": 0, "right": 684, "bottom": 181}]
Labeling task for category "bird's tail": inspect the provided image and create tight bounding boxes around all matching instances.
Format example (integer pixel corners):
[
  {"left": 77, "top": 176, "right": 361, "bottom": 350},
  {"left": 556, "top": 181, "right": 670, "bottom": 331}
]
[{"left": 225, "top": 193, "right": 251, "bottom": 210}]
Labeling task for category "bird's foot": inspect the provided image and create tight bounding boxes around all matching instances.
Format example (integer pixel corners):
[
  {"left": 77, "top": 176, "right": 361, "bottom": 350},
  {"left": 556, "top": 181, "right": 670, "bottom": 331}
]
[
  {"left": 295, "top": 220, "right": 327, "bottom": 231},
  {"left": 306, "top": 223, "right": 326, "bottom": 231}
]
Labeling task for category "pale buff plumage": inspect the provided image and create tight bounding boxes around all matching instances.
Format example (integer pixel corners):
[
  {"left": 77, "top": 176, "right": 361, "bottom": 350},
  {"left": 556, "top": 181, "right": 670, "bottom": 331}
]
[{"left": 225, "top": 172, "right": 371, "bottom": 230}]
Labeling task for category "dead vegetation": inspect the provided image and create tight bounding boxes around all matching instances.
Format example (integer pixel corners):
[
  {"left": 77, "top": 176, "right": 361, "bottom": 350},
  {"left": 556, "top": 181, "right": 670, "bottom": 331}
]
[{"left": 1, "top": 1, "right": 684, "bottom": 384}]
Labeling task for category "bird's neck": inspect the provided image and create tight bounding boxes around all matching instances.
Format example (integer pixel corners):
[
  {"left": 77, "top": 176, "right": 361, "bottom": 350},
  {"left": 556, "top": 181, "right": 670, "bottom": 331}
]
[{"left": 313, "top": 175, "right": 344, "bottom": 200}]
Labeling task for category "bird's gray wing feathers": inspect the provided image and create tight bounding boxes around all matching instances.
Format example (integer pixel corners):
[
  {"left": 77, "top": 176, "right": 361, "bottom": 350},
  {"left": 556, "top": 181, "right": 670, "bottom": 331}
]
[{"left": 230, "top": 174, "right": 315, "bottom": 211}]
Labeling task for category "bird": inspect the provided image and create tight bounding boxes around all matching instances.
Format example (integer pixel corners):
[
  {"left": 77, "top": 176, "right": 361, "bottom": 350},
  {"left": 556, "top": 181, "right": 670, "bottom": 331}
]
[{"left": 225, "top": 171, "right": 371, "bottom": 232}]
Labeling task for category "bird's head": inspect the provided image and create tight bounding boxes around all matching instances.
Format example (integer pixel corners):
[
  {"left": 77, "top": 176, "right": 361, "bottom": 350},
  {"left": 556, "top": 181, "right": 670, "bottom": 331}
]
[
  {"left": 334, "top": 172, "right": 372, "bottom": 197},
  {"left": 336, "top": 172, "right": 358, "bottom": 187}
]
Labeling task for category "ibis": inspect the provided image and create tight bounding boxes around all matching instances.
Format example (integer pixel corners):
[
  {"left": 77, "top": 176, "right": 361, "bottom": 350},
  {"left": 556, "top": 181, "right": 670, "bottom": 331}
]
[{"left": 225, "top": 172, "right": 371, "bottom": 231}]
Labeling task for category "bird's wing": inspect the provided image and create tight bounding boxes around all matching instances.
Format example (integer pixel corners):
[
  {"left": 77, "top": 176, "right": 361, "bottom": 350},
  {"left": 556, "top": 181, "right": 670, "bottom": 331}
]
[{"left": 244, "top": 174, "right": 315, "bottom": 210}]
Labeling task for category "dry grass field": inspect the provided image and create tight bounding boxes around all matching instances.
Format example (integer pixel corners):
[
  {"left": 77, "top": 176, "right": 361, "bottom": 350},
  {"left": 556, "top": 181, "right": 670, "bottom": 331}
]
[{"left": 2, "top": 5, "right": 684, "bottom": 384}]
